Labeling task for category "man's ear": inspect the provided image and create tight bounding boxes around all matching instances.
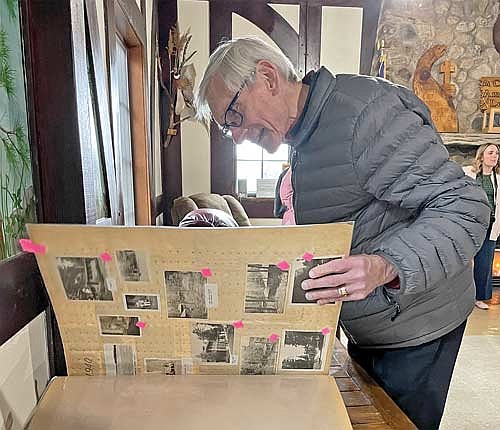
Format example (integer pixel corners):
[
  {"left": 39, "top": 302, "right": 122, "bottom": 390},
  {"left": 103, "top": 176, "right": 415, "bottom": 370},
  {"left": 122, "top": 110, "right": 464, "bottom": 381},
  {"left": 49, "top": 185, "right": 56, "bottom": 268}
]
[{"left": 255, "top": 60, "right": 280, "bottom": 95}]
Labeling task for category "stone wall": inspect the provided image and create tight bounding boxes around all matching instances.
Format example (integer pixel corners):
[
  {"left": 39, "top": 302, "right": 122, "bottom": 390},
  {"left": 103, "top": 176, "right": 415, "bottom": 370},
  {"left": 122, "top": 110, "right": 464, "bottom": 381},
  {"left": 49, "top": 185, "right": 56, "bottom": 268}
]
[{"left": 374, "top": 0, "right": 500, "bottom": 132}]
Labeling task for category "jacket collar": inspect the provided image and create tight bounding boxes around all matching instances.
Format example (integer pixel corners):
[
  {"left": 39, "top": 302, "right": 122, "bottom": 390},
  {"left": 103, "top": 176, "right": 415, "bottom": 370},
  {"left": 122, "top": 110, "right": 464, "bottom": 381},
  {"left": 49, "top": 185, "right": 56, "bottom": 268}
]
[{"left": 287, "top": 67, "right": 337, "bottom": 148}]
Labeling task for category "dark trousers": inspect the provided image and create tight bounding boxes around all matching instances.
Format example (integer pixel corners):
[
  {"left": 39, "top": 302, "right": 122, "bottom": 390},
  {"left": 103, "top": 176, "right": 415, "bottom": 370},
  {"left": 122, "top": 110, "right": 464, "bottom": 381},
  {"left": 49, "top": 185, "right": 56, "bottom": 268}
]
[
  {"left": 473, "top": 224, "right": 495, "bottom": 300},
  {"left": 347, "top": 320, "right": 467, "bottom": 430}
]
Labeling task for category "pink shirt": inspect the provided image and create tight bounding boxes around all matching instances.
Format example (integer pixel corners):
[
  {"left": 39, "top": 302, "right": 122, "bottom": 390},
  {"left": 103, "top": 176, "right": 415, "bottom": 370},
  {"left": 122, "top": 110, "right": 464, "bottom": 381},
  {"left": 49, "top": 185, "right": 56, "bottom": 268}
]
[{"left": 279, "top": 168, "right": 296, "bottom": 225}]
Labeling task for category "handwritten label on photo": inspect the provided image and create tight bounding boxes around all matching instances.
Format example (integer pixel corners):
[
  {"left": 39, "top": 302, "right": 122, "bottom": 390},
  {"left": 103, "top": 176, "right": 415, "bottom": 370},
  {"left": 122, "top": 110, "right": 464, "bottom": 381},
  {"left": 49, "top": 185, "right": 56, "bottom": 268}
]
[{"left": 205, "top": 284, "right": 219, "bottom": 308}]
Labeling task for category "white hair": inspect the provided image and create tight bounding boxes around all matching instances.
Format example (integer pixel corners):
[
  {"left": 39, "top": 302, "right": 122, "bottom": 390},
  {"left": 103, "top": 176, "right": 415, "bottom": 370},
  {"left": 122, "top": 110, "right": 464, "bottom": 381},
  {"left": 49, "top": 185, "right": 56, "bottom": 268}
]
[{"left": 195, "top": 37, "right": 299, "bottom": 124}]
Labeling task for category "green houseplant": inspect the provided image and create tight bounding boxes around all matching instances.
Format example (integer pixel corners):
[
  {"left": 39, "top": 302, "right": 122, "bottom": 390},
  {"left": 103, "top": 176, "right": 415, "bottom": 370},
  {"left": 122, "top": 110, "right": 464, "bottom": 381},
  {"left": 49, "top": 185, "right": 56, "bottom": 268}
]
[{"left": 0, "top": 0, "right": 35, "bottom": 259}]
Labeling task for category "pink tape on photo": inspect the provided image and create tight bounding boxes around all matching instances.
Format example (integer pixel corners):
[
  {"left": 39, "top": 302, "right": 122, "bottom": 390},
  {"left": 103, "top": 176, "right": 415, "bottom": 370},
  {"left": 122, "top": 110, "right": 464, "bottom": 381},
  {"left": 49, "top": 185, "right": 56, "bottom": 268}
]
[
  {"left": 268, "top": 333, "right": 279, "bottom": 343},
  {"left": 302, "top": 252, "right": 314, "bottom": 262},
  {"left": 276, "top": 260, "right": 290, "bottom": 271},
  {"left": 136, "top": 321, "right": 147, "bottom": 329},
  {"left": 233, "top": 320, "right": 244, "bottom": 329},
  {"left": 201, "top": 268, "right": 212, "bottom": 278},
  {"left": 19, "top": 239, "right": 47, "bottom": 255},
  {"left": 321, "top": 327, "right": 331, "bottom": 335},
  {"left": 100, "top": 252, "right": 112, "bottom": 262}
]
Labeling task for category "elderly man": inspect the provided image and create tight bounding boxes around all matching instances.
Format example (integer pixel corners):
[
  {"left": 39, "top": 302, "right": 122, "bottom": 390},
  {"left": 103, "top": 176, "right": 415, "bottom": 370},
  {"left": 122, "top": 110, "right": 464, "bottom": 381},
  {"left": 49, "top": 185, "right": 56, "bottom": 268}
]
[{"left": 195, "top": 37, "right": 489, "bottom": 430}]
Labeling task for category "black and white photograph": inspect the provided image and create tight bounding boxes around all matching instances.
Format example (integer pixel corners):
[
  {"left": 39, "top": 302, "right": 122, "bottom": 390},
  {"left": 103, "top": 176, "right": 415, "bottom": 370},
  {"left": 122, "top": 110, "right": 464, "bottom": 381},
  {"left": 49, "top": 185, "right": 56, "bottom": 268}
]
[
  {"left": 116, "top": 250, "right": 149, "bottom": 282},
  {"left": 98, "top": 315, "right": 141, "bottom": 336},
  {"left": 123, "top": 294, "right": 160, "bottom": 311},
  {"left": 103, "top": 344, "right": 136, "bottom": 375},
  {"left": 191, "top": 323, "right": 235, "bottom": 364},
  {"left": 56, "top": 256, "right": 112, "bottom": 301},
  {"left": 165, "top": 271, "right": 207, "bottom": 318},
  {"left": 244, "top": 264, "right": 288, "bottom": 313},
  {"left": 291, "top": 257, "right": 341, "bottom": 304},
  {"left": 144, "top": 358, "right": 182, "bottom": 375},
  {"left": 239, "top": 336, "right": 278, "bottom": 375},
  {"left": 280, "top": 330, "right": 327, "bottom": 371}
]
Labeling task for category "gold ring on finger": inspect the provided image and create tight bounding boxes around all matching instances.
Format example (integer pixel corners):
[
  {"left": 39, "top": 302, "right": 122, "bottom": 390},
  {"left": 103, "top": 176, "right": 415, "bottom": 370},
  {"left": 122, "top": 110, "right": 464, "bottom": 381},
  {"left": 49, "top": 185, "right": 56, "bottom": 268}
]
[{"left": 338, "top": 286, "right": 349, "bottom": 297}]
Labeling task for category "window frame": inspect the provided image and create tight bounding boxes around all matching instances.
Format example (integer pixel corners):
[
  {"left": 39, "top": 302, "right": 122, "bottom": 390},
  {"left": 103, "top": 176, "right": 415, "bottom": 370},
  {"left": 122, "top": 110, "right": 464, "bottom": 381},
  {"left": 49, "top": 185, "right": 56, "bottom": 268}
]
[{"left": 105, "top": 0, "right": 153, "bottom": 225}]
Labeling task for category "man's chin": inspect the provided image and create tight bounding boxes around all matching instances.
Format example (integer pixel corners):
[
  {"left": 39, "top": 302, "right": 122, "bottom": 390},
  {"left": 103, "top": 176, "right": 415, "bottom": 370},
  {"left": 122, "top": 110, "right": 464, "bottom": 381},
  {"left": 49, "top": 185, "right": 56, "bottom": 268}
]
[
  {"left": 245, "top": 129, "right": 282, "bottom": 153},
  {"left": 260, "top": 134, "right": 282, "bottom": 154}
]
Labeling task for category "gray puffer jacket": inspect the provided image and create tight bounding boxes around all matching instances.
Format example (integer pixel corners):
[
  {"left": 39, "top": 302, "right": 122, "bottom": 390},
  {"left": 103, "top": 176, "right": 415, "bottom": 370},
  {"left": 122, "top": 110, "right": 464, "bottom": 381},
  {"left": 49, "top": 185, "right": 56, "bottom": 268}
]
[{"left": 289, "top": 68, "right": 490, "bottom": 348}]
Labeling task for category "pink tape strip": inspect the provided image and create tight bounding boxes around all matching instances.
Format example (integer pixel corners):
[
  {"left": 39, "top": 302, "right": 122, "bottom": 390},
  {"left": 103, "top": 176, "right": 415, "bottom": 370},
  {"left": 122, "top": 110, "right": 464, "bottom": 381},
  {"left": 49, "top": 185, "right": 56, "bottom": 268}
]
[
  {"left": 302, "top": 252, "right": 314, "bottom": 262},
  {"left": 136, "top": 321, "right": 147, "bottom": 329},
  {"left": 100, "top": 252, "right": 112, "bottom": 262},
  {"left": 321, "top": 327, "right": 331, "bottom": 335},
  {"left": 276, "top": 260, "right": 290, "bottom": 271},
  {"left": 268, "top": 333, "right": 279, "bottom": 343},
  {"left": 19, "top": 239, "right": 47, "bottom": 255},
  {"left": 201, "top": 268, "right": 212, "bottom": 278},
  {"left": 233, "top": 320, "right": 244, "bottom": 329}
]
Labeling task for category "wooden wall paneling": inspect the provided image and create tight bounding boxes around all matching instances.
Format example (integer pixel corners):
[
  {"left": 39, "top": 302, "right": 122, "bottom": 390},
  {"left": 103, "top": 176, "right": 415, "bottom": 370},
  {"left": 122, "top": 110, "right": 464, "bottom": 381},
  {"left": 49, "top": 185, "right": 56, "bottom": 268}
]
[
  {"left": 158, "top": 0, "right": 182, "bottom": 225},
  {"left": 85, "top": 0, "right": 119, "bottom": 224}
]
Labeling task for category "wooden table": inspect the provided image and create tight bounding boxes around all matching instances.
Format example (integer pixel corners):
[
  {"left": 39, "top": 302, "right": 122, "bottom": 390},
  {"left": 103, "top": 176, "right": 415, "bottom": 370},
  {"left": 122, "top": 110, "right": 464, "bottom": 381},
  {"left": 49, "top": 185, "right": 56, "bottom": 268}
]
[{"left": 331, "top": 339, "right": 418, "bottom": 430}]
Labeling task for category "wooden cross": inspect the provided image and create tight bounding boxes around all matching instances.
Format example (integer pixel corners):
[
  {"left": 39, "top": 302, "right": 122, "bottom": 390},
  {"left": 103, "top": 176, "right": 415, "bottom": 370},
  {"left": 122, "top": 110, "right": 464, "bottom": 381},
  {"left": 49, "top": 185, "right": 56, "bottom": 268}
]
[{"left": 440, "top": 60, "right": 456, "bottom": 96}]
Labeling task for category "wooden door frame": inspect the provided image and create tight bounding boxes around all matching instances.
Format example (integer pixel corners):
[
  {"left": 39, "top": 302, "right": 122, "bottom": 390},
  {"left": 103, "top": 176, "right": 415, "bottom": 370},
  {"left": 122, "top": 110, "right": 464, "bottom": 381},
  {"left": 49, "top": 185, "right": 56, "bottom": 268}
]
[{"left": 106, "top": 0, "right": 154, "bottom": 225}]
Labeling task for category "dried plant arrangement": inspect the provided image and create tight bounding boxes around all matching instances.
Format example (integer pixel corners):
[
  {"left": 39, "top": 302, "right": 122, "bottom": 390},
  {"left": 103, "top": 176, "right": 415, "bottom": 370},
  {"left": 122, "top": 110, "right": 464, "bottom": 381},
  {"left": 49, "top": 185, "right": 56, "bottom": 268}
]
[{"left": 158, "top": 24, "right": 197, "bottom": 147}]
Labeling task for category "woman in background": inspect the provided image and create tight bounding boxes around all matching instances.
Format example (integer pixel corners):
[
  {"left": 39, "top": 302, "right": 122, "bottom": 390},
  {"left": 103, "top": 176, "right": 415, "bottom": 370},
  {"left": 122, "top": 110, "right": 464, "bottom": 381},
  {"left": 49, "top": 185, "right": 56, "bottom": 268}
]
[{"left": 464, "top": 144, "right": 500, "bottom": 310}]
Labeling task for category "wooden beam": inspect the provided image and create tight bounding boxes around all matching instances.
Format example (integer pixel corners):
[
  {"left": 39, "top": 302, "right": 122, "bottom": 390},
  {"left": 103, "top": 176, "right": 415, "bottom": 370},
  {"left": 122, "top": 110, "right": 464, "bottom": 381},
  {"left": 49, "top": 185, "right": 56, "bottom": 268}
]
[
  {"left": 304, "top": 4, "right": 322, "bottom": 71},
  {"left": 209, "top": 5, "right": 234, "bottom": 195},
  {"left": 158, "top": 0, "right": 182, "bottom": 225}
]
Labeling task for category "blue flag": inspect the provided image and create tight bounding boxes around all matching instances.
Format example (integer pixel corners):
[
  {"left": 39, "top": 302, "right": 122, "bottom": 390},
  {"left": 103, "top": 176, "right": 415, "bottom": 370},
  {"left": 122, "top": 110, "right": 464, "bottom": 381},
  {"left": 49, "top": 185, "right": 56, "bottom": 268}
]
[{"left": 376, "top": 40, "right": 387, "bottom": 79}]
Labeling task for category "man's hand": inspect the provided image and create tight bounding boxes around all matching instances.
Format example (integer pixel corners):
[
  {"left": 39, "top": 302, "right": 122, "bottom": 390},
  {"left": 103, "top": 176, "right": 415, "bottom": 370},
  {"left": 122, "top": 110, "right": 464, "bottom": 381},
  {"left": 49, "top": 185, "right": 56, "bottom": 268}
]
[{"left": 301, "top": 254, "right": 398, "bottom": 305}]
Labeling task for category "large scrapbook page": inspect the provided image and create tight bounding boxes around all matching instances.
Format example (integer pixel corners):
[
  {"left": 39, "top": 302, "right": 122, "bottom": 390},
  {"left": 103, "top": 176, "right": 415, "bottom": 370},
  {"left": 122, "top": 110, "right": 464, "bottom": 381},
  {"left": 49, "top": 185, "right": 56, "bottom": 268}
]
[{"left": 27, "top": 223, "right": 353, "bottom": 377}]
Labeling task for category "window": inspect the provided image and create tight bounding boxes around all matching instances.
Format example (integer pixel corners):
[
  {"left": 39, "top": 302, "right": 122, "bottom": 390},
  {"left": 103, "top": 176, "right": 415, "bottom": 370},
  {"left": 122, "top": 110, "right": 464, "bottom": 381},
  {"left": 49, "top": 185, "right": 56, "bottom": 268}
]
[{"left": 236, "top": 140, "right": 289, "bottom": 196}]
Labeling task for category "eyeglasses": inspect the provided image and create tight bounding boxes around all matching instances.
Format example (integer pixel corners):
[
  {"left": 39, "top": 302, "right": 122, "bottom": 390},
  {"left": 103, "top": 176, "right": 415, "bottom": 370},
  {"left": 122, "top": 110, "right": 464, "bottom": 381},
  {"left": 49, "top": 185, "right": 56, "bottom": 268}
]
[
  {"left": 221, "top": 89, "right": 244, "bottom": 137},
  {"left": 221, "top": 74, "right": 254, "bottom": 137}
]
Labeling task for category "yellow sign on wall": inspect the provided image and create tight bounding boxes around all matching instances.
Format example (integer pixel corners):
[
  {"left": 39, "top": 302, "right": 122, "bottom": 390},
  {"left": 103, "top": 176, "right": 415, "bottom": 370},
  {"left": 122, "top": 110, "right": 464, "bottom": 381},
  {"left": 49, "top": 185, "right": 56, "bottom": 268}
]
[{"left": 479, "top": 77, "right": 500, "bottom": 112}]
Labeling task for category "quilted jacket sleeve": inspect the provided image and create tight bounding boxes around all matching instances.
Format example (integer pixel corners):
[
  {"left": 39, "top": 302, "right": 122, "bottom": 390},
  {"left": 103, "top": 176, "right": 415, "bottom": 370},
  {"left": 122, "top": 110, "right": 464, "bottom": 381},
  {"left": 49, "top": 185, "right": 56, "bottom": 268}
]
[{"left": 351, "top": 84, "right": 490, "bottom": 294}]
